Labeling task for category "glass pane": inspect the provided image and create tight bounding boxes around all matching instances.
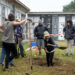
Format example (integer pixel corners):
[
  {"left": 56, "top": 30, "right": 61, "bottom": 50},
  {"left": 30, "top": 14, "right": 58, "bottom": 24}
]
[
  {"left": 0, "top": 5, "right": 1, "bottom": 15},
  {"left": 2, "top": 6, "right": 5, "bottom": 17},
  {"left": 5, "top": 7, "right": 8, "bottom": 18},
  {"left": 0, "top": 17, "right": 1, "bottom": 24},
  {"left": 8, "top": 8, "right": 11, "bottom": 15}
]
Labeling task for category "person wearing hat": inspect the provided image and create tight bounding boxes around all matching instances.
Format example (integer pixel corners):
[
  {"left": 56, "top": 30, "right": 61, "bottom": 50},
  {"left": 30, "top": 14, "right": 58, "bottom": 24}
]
[
  {"left": 44, "top": 31, "right": 56, "bottom": 67},
  {"left": 34, "top": 20, "right": 48, "bottom": 55}
]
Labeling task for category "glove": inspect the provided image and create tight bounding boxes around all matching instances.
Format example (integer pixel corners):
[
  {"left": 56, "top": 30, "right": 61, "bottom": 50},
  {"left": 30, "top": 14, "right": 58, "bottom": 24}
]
[{"left": 54, "top": 43, "right": 58, "bottom": 48}]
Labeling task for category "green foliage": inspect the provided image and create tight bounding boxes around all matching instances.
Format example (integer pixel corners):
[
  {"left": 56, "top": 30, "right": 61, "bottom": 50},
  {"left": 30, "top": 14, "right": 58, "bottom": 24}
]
[{"left": 63, "top": 0, "right": 75, "bottom": 12}]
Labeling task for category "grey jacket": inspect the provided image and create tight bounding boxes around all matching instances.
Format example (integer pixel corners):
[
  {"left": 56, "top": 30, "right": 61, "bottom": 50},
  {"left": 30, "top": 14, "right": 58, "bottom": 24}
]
[{"left": 63, "top": 25, "right": 75, "bottom": 40}]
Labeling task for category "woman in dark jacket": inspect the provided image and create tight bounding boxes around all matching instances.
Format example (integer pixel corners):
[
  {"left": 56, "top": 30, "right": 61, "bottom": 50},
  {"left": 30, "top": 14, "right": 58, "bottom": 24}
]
[
  {"left": 44, "top": 31, "right": 56, "bottom": 67},
  {"left": 63, "top": 20, "right": 74, "bottom": 56}
]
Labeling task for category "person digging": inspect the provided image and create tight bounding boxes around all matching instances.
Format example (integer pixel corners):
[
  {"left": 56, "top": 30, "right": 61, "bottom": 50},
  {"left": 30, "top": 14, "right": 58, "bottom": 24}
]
[{"left": 44, "top": 31, "right": 66, "bottom": 67}]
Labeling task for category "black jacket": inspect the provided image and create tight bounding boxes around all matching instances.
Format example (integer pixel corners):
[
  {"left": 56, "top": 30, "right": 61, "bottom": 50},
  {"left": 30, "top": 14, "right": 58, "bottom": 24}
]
[
  {"left": 63, "top": 25, "right": 75, "bottom": 40},
  {"left": 34, "top": 25, "right": 48, "bottom": 39},
  {"left": 44, "top": 37, "right": 55, "bottom": 52}
]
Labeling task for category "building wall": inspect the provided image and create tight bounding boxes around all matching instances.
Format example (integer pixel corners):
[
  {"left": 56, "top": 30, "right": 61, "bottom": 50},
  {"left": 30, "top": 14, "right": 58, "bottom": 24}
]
[
  {"left": 0, "top": 0, "right": 29, "bottom": 40},
  {"left": 29, "top": 15, "right": 40, "bottom": 40},
  {"left": 0, "top": 0, "right": 26, "bottom": 22}
]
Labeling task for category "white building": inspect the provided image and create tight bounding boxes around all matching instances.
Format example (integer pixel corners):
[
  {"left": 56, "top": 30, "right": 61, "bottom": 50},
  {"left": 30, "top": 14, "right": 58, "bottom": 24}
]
[{"left": 0, "top": 0, "right": 30, "bottom": 40}]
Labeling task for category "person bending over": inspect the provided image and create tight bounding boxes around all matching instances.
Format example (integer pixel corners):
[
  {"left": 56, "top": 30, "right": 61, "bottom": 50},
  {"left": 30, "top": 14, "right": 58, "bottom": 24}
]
[{"left": 44, "top": 31, "right": 56, "bottom": 67}]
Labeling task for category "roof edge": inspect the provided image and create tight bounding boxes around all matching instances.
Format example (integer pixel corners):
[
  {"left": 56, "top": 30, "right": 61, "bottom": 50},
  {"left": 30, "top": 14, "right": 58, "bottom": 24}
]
[
  {"left": 28, "top": 12, "right": 75, "bottom": 15},
  {"left": 15, "top": 0, "right": 30, "bottom": 12}
]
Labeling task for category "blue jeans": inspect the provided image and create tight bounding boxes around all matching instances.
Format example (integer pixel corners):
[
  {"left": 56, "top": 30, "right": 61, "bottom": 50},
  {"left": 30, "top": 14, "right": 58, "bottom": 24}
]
[
  {"left": 0, "top": 48, "right": 14, "bottom": 65},
  {"left": 74, "top": 35, "right": 75, "bottom": 44}
]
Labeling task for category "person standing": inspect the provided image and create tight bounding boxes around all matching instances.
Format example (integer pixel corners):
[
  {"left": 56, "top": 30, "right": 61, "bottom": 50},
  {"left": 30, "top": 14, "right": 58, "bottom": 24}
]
[
  {"left": 15, "top": 19, "right": 26, "bottom": 57},
  {"left": 0, "top": 13, "right": 27, "bottom": 72},
  {"left": 34, "top": 20, "right": 48, "bottom": 55},
  {"left": 0, "top": 18, "right": 14, "bottom": 66},
  {"left": 63, "top": 20, "right": 75, "bottom": 56}
]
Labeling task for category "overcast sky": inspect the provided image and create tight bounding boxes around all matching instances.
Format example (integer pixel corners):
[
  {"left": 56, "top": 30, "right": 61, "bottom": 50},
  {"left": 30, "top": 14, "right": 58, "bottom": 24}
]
[{"left": 20, "top": 0, "right": 73, "bottom": 12}]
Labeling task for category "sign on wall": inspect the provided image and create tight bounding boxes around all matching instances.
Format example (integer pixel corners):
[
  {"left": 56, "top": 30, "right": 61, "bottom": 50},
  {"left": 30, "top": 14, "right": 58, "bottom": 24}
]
[{"left": 58, "top": 16, "right": 65, "bottom": 40}]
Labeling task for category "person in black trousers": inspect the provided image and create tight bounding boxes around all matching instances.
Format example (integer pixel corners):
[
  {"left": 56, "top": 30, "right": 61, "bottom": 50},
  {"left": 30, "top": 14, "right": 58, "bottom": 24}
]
[
  {"left": 44, "top": 31, "right": 56, "bottom": 67},
  {"left": 0, "top": 13, "right": 27, "bottom": 72}
]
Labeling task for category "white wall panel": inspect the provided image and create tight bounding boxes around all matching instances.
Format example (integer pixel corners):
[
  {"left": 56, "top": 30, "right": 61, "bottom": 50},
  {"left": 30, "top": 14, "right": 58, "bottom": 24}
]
[
  {"left": 58, "top": 16, "right": 65, "bottom": 40},
  {"left": 72, "top": 16, "right": 75, "bottom": 25},
  {"left": 0, "top": 5, "right": 1, "bottom": 24}
]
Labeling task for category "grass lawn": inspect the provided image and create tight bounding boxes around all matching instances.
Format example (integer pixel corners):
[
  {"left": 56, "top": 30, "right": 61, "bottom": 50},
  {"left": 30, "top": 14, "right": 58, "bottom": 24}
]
[{"left": 0, "top": 41, "right": 75, "bottom": 75}]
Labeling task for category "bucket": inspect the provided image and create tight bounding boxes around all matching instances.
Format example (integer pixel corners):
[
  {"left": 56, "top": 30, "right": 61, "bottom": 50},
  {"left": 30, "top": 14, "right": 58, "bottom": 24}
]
[{"left": 31, "top": 42, "right": 37, "bottom": 47}]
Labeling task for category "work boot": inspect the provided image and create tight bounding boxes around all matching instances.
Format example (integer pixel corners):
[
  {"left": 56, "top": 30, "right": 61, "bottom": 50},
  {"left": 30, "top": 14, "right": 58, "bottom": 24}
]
[
  {"left": 70, "top": 53, "right": 73, "bottom": 56},
  {"left": 3, "top": 68, "right": 10, "bottom": 72},
  {"left": 10, "top": 64, "right": 16, "bottom": 67},
  {"left": 39, "top": 52, "right": 42, "bottom": 55},
  {"left": 65, "top": 53, "right": 68, "bottom": 56},
  {"left": 51, "top": 63, "right": 54, "bottom": 66},
  {"left": 0, "top": 63, "right": 4, "bottom": 66}
]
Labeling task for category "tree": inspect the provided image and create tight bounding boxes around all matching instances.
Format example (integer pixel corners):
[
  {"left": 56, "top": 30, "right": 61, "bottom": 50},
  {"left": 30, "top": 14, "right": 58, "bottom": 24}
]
[{"left": 63, "top": 0, "right": 75, "bottom": 12}]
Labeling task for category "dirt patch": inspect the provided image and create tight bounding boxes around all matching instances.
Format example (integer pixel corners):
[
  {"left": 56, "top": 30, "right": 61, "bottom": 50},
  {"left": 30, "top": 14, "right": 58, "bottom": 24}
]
[
  {"left": 26, "top": 57, "right": 75, "bottom": 67},
  {"left": 32, "top": 58, "right": 46, "bottom": 66},
  {"left": 32, "top": 58, "right": 64, "bottom": 67}
]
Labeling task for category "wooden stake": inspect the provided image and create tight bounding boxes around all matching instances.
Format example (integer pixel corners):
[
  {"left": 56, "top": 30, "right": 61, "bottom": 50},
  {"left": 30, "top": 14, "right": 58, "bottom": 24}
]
[{"left": 29, "top": 21, "right": 33, "bottom": 70}]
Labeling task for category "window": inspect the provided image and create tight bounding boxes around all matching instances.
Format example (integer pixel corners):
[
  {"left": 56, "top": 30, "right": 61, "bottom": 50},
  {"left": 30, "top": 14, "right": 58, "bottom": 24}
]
[
  {"left": 2, "top": 6, "right": 5, "bottom": 17},
  {"left": 5, "top": 7, "right": 11, "bottom": 18},
  {"left": 42, "top": 18, "right": 44, "bottom": 23},
  {"left": 0, "top": 5, "right": 1, "bottom": 15},
  {"left": 47, "top": 18, "right": 51, "bottom": 28},
  {"left": 15, "top": 11, "right": 21, "bottom": 20},
  {"left": 0, "top": 5, "right": 1, "bottom": 24},
  {"left": 2, "top": 6, "right": 5, "bottom": 23},
  {"left": 5, "top": 7, "right": 8, "bottom": 18}
]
